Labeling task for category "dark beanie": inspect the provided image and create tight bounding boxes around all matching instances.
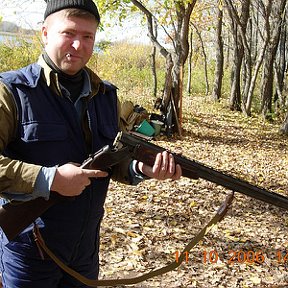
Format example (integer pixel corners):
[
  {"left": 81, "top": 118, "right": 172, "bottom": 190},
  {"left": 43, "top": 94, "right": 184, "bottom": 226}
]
[{"left": 44, "top": 0, "right": 100, "bottom": 22}]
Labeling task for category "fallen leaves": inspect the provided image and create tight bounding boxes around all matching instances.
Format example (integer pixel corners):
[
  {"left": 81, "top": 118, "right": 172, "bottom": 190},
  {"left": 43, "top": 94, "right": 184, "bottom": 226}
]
[{"left": 98, "top": 95, "right": 288, "bottom": 287}]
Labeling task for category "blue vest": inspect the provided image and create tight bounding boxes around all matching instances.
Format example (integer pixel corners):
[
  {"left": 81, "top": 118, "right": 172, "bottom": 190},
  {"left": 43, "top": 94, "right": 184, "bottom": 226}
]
[{"left": 0, "top": 63, "right": 119, "bottom": 263}]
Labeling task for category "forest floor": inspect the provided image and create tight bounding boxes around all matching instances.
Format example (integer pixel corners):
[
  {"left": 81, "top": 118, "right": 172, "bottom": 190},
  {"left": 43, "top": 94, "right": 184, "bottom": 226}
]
[{"left": 98, "top": 95, "right": 288, "bottom": 288}]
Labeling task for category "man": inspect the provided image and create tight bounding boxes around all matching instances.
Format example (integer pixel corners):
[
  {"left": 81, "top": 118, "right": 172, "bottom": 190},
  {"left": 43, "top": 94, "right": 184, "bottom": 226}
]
[{"left": 0, "top": 0, "right": 182, "bottom": 287}]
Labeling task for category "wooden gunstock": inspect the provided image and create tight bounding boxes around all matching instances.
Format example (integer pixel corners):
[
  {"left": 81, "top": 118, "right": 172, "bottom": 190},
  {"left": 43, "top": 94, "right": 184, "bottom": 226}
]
[
  {"left": 0, "top": 145, "right": 130, "bottom": 241},
  {"left": 0, "top": 193, "right": 65, "bottom": 241},
  {"left": 118, "top": 132, "right": 288, "bottom": 211}
]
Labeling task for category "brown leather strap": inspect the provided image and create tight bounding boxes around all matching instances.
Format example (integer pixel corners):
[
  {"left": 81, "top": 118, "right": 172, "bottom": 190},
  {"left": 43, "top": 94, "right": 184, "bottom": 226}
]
[{"left": 33, "top": 192, "right": 234, "bottom": 287}]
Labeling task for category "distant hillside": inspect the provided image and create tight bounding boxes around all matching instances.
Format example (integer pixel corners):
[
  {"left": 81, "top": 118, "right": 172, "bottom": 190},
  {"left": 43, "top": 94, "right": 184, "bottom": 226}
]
[{"left": 0, "top": 21, "right": 35, "bottom": 35}]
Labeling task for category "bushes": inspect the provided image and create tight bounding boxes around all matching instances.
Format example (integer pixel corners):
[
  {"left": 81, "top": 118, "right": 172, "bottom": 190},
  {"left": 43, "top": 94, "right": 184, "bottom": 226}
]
[
  {"left": 0, "top": 38, "right": 227, "bottom": 111},
  {"left": 88, "top": 41, "right": 166, "bottom": 103},
  {"left": 0, "top": 36, "right": 41, "bottom": 72}
]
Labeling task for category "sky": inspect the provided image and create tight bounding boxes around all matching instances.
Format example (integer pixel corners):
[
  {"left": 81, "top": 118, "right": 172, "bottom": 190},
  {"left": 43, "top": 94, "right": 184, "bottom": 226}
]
[
  {"left": 0, "top": 0, "right": 149, "bottom": 44},
  {"left": 1, "top": 0, "right": 45, "bottom": 30}
]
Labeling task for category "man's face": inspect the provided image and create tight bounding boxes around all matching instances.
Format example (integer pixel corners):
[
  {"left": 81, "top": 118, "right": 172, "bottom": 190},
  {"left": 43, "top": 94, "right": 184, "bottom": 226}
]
[{"left": 42, "top": 10, "right": 97, "bottom": 75}]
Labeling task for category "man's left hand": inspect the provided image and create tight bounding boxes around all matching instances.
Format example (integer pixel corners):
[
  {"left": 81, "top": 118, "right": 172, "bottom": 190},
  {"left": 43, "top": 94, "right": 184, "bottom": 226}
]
[{"left": 137, "top": 151, "right": 182, "bottom": 180}]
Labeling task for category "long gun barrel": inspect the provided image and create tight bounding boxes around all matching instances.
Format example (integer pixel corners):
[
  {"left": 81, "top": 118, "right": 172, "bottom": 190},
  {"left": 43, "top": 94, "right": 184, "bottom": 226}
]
[
  {"left": 115, "top": 132, "right": 288, "bottom": 210},
  {"left": 0, "top": 131, "right": 287, "bottom": 241}
]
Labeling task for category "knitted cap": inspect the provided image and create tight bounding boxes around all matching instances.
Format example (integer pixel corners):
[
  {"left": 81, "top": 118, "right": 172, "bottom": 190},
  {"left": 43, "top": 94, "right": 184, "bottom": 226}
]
[{"left": 44, "top": 0, "right": 100, "bottom": 22}]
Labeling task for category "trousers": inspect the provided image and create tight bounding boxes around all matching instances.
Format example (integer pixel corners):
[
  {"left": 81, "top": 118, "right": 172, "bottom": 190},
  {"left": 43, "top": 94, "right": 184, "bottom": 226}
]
[{"left": 0, "top": 228, "right": 100, "bottom": 288}]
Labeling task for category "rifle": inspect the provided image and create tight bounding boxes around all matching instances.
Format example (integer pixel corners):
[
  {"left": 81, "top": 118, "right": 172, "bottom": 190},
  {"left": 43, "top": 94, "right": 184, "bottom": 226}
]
[
  {"left": 1, "top": 131, "right": 288, "bottom": 241},
  {"left": 0, "top": 144, "right": 130, "bottom": 241},
  {"left": 116, "top": 132, "right": 288, "bottom": 209}
]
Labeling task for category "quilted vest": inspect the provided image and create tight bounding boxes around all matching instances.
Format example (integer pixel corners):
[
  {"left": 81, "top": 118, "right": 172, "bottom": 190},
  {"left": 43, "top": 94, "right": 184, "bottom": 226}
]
[{"left": 0, "top": 63, "right": 119, "bottom": 262}]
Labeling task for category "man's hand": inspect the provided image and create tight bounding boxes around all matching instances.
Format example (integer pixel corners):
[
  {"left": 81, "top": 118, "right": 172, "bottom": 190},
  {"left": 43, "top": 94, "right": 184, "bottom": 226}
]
[
  {"left": 137, "top": 151, "right": 182, "bottom": 180},
  {"left": 51, "top": 163, "right": 108, "bottom": 196}
]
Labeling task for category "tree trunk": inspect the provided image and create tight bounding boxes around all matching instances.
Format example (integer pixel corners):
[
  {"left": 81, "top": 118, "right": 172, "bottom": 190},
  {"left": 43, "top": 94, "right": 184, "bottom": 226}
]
[
  {"left": 274, "top": 8, "right": 287, "bottom": 111},
  {"left": 130, "top": 0, "right": 197, "bottom": 135},
  {"left": 192, "top": 23, "right": 209, "bottom": 95},
  {"left": 261, "top": 47, "right": 274, "bottom": 118},
  {"left": 251, "top": 5, "right": 260, "bottom": 64},
  {"left": 150, "top": 46, "right": 157, "bottom": 98},
  {"left": 224, "top": 0, "right": 251, "bottom": 112},
  {"left": 260, "top": 0, "right": 287, "bottom": 119},
  {"left": 245, "top": 42, "right": 267, "bottom": 115},
  {"left": 229, "top": 43, "right": 243, "bottom": 111},
  {"left": 279, "top": 112, "right": 288, "bottom": 135},
  {"left": 244, "top": 0, "right": 270, "bottom": 116},
  {"left": 225, "top": 1, "right": 243, "bottom": 111},
  {"left": 162, "top": 53, "right": 174, "bottom": 111},
  {"left": 150, "top": 19, "right": 158, "bottom": 98},
  {"left": 212, "top": 4, "right": 224, "bottom": 102},
  {"left": 186, "top": 30, "right": 193, "bottom": 95}
]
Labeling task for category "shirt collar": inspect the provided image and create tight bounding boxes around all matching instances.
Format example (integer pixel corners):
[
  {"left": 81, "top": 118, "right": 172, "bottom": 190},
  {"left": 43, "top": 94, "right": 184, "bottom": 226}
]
[{"left": 37, "top": 54, "right": 101, "bottom": 99}]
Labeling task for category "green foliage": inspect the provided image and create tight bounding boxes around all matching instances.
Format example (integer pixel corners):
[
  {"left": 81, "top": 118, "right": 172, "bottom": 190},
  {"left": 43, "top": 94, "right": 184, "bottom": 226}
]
[
  {"left": 88, "top": 41, "right": 166, "bottom": 101},
  {"left": 97, "top": 0, "right": 135, "bottom": 23},
  {"left": 95, "top": 40, "right": 112, "bottom": 52},
  {"left": 0, "top": 37, "right": 266, "bottom": 120},
  {"left": 0, "top": 36, "right": 42, "bottom": 72}
]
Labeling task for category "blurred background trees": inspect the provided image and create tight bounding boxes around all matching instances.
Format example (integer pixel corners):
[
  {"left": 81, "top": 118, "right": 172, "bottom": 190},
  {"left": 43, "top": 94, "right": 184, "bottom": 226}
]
[
  {"left": 1, "top": 0, "right": 288, "bottom": 135},
  {"left": 99, "top": 0, "right": 288, "bottom": 135}
]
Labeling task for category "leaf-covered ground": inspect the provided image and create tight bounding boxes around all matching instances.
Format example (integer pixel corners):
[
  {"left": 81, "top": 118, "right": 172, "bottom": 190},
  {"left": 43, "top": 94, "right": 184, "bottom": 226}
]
[{"left": 99, "top": 96, "right": 288, "bottom": 288}]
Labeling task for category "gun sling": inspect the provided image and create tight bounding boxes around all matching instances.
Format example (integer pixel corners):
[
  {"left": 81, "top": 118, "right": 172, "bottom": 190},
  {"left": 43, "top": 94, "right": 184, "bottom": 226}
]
[
  {"left": 1, "top": 131, "right": 288, "bottom": 242},
  {"left": 32, "top": 193, "right": 234, "bottom": 287},
  {"left": 1, "top": 131, "right": 287, "bottom": 285}
]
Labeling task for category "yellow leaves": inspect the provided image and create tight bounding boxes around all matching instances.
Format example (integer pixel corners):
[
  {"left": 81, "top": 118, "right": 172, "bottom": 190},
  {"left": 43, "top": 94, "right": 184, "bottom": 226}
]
[
  {"left": 105, "top": 206, "right": 113, "bottom": 213},
  {"left": 248, "top": 274, "right": 261, "bottom": 285},
  {"left": 189, "top": 200, "right": 198, "bottom": 207},
  {"left": 110, "top": 234, "right": 117, "bottom": 246},
  {"left": 127, "top": 230, "right": 142, "bottom": 239},
  {"left": 99, "top": 95, "right": 288, "bottom": 286},
  {"left": 223, "top": 228, "right": 245, "bottom": 242},
  {"left": 127, "top": 241, "right": 145, "bottom": 257}
]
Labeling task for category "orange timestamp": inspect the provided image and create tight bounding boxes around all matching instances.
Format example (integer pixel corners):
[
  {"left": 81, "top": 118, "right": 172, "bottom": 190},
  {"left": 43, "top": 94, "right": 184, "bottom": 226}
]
[{"left": 175, "top": 250, "right": 288, "bottom": 265}]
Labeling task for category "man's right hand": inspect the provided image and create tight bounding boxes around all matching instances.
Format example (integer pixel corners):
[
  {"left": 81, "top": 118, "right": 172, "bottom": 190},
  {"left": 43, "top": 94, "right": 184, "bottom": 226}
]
[{"left": 50, "top": 163, "right": 108, "bottom": 197}]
